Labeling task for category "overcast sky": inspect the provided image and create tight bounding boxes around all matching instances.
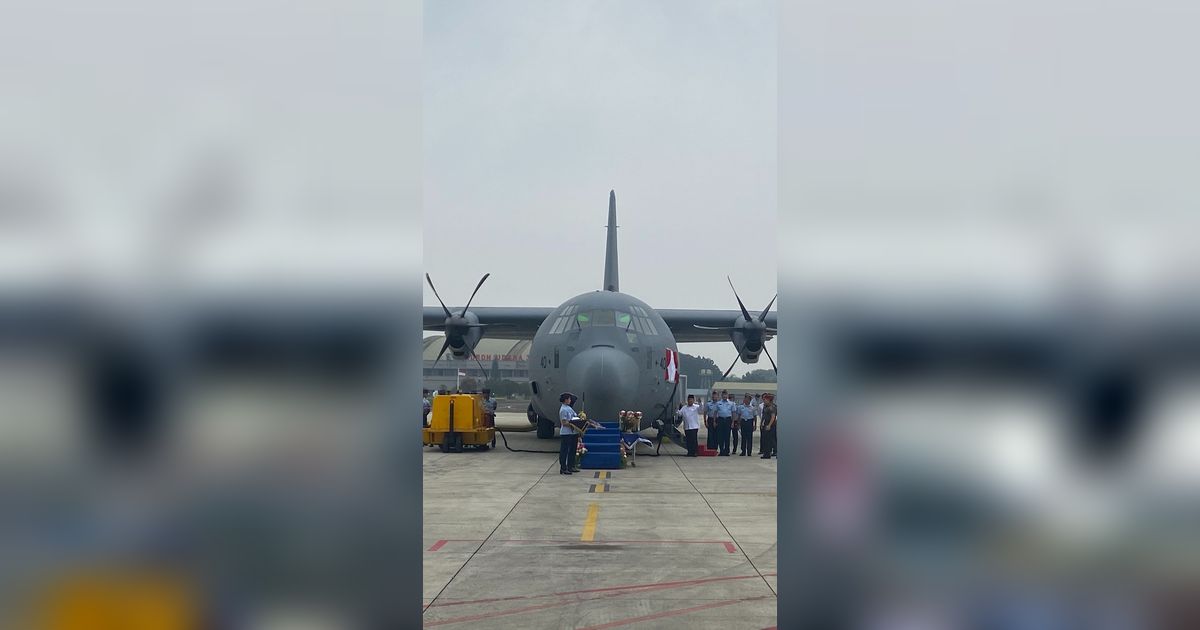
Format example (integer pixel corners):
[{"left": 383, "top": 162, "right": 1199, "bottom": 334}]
[
  {"left": 423, "top": 0, "right": 777, "bottom": 377},
  {"left": 779, "top": 0, "right": 1200, "bottom": 302},
  {"left": 0, "top": 1, "right": 421, "bottom": 294}
]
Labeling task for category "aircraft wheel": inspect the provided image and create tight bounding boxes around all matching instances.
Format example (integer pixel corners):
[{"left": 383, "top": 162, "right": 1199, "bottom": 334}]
[
  {"left": 527, "top": 403, "right": 538, "bottom": 424},
  {"left": 536, "top": 416, "right": 554, "bottom": 439}
]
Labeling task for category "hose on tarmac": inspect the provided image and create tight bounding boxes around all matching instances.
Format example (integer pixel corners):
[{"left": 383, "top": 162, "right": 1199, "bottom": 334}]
[{"left": 495, "top": 428, "right": 560, "bottom": 454}]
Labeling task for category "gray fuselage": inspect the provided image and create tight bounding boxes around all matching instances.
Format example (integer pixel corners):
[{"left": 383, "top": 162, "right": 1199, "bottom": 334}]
[{"left": 528, "top": 290, "right": 678, "bottom": 428}]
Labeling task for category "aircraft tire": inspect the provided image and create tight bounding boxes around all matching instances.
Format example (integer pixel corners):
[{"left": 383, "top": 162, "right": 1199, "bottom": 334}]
[{"left": 536, "top": 416, "right": 555, "bottom": 439}]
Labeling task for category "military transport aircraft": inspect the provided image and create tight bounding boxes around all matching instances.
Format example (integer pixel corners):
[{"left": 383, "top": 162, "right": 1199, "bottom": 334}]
[
  {"left": 423, "top": 191, "right": 778, "bottom": 438},
  {"left": 3, "top": 191, "right": 1196, "bottom": 462}
]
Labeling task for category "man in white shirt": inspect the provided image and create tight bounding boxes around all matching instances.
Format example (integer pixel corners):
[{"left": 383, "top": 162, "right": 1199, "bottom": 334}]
[{"left": 675, "top": 394, "right": 703, "bottom": 457}]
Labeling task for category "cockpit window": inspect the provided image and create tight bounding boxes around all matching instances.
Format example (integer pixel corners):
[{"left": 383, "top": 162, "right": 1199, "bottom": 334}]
[
  {"left": 616, "top": 312, "right": 632, "bottom": 329},
  {"left": 575, "top": 312, "right": 591, "bottom": 328},
  {"left": 591, "top": 309, "right": 616, "bottom": 327}
]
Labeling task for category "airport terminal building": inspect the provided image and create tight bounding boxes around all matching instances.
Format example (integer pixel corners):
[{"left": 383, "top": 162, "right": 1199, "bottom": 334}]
[{"left": 422, "top": 335, "right": 531, "bottom": 391}]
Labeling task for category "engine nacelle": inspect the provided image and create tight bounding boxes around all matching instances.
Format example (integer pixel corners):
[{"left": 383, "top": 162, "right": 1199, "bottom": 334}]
[
  {"left": 730, "top": 317, "right": 769, "bottom": 363},
  {"left": 443, "top": 310, "right": 483, "bottom": 359}
]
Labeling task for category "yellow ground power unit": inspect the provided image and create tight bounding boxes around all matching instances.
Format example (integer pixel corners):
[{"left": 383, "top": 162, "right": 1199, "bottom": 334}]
[{"left": 423, "top": 394, "right": 496, "bottom": 452}]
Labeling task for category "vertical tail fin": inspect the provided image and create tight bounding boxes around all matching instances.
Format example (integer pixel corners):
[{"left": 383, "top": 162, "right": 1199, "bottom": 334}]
[{"left": 603, "top": 190, "right": 619, "bottom": 292}]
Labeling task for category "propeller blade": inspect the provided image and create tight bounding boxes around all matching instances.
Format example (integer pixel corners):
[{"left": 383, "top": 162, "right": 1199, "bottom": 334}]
[
  {"left": 693, "top": 324, "right": 739, "bottom": 331},
  {"left": 470, "top": 349, "right": 490, "bottom": 382},
  {"left": 431, "top": 337, "right": 451, "bottom": 370},
  {"left": 461, "top": 273, "right": 491, "bottom": 316},
  {"left": 727, "top": 276, "right": 753, "bottom": 321},
  {"left": 758, "top": 294, "right": 777, "bottom": 322},
  {"left": 763, "top": 345, "right": 777, "bottom": 373},
  {"left": 721, "top": 354, "right": 741, "bottom": 380},
  {"left": 426, "top": 274, "right": 453, "bottom": 319}
]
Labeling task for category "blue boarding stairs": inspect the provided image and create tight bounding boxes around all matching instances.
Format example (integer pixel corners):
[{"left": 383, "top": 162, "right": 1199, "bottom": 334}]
[
  {"left": 579, "top": 421, "right": 661, "bottom": 469},
  {"left": 578, "top": 421, "right": 622, "bottom": 469}
]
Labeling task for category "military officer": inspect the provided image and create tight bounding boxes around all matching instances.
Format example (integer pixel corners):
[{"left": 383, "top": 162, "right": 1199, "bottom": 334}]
[
  {"left": 760, "top": 393, "right": 777, "bottom": 459},
  {"left": 714, "top": 392, "right": 737, "bottom": 456},
  {"left": 705, "top": 391, "right": 719, "bottom": 451},
  {"left": 738, "top": 393, "right": 758, "bottom": 456}
]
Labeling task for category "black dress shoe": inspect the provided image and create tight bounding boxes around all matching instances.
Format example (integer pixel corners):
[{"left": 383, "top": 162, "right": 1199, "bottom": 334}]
[
  {"left": 561, "top": 470, "right": 573, "bottom": 474},
  {"left": 570, "top": 469, "right": 581, "bottom": 473}
]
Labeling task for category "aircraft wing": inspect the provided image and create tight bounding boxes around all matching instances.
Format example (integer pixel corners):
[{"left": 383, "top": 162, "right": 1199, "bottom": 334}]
[
  {"left": 422, "top": 306, "right": 553, "bottom": 340},
  {"left": 656, "top": 309, "right": 778, "bottom": 343}
]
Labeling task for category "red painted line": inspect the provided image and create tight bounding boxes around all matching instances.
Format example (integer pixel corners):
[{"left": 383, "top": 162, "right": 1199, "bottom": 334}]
[
  {"left": 427, "top": 540, "right": 448, "bottom": 552},
  {"left": 429, "top": 572, "right": 773, "bottom": 609},
  {"left": 577, "top": 594, "right": 775, "bottom": 630},
  {"left": 433, "top": 538, "right": 735, "bottom": 544},
  {"left": 426, "top": 580, "right": 772, "bottom": 627},
  {"left": 723, "top": 542, "right": 737, "bottom": 553}
]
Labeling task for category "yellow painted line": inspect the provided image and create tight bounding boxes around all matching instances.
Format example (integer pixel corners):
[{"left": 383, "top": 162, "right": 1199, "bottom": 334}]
[{"left": 581, "top": 503, "right": 600, "bottom": 542}]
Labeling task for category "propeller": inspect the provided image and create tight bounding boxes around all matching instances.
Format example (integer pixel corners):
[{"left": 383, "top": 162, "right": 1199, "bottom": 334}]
[
  {"left": 703, "top": 276, "right": 778, "bottom": 378},
  {"left": 721, "top": 354, "right": 741, "bottom": 379},
  {"left": 426, "top": 272, "right": 496, "bottom": 380}
]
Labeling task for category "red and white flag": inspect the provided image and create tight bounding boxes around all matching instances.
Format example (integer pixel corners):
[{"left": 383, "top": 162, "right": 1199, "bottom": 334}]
[{"left": 664, "top": 348, "right": 679, "bottom": 383}]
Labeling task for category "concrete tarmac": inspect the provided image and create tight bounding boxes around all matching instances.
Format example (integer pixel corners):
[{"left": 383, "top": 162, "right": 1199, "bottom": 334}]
[{"left": 423, "top": 412, "right": 777, "bottom": 629}]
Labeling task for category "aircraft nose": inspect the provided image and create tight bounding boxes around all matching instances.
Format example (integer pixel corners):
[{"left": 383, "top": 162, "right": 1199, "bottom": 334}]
[{"left": 566, "top": 346, "right": 639, "bottom": 421}]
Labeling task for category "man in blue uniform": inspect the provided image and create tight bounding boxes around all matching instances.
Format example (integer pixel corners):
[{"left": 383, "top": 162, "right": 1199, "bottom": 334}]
[
  {"left": 737, "top": 393, "right": 758, "bottom": 456},
  {"left": 714, "top": 392, "right": 736, "bottom": 456},
  {"left": 559, "top": 392, "right": 579, "bottom": 474},
  {"left": 705, "top": 391, "right": 719, "bottom": 451},
  {"left": 728, "top": 391, "right": 741, "bottom": 454}
]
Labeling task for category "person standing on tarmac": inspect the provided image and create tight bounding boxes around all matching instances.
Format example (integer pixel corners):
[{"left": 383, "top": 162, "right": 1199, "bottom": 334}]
[
  {"left": 728, "top": 391, "right": 741, "bottom": 455},
  {"left": 675, "top": 394, "right": 703, "bottom": 457},
  {"left": 481, "top": 388, "right": 497, "bottom": 428},
  {"left": 760, "top": 393, "right": 777, "bottom": 459},
  {"left": 738, "top": 393, "right": 758, "bottom": 456},
  {"left": 422, "top": 389, "right": 431, "bottom": 427},
  {"left": 755, "top": 394, "right": 765, "bottom": 455},
  {"left": 714, "top": 392, "right": 736, "bottom": 456},
  {"left": 705, "top": 391, "right": 720, "bottom": 452},
  {"left": 559, "top": 392, "right": 580, "bottom": 474}
]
